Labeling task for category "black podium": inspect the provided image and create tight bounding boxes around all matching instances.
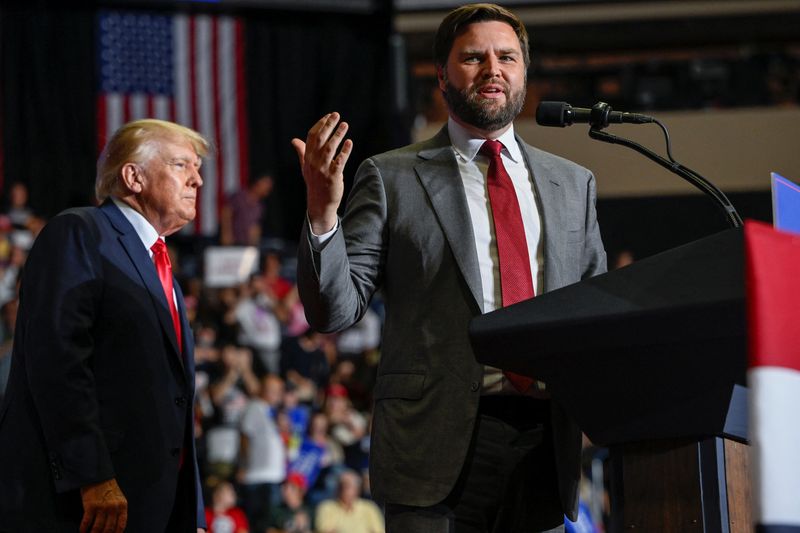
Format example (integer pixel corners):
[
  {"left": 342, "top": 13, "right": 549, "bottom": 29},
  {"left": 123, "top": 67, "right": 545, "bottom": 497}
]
[{"left": 469, "top": 228, "right": 751, "bottom": 533}]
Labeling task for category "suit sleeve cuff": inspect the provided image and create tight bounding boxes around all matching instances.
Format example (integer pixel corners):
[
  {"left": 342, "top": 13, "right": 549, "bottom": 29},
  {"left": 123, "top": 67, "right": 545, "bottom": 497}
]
[{"left": 307, "top": 215, "right": 339, "bottom": 250}]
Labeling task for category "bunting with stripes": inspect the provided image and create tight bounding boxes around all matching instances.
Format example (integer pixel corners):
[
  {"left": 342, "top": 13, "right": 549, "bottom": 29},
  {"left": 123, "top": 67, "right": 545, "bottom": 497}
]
[
  {"left": 745, "top": 220, "right": 800, "bottom": 532},
  {"left": 97, "top": 11, "right": 249, "bottom": 235}
]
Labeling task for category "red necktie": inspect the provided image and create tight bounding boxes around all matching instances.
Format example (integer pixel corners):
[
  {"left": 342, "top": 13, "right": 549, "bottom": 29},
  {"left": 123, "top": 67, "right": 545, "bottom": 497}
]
[
  {"left": 151, "top": 239, "right": 183, "bottom": 353},
  {"left": 481, "top": 139, "right": 535, "bottom": 393}
]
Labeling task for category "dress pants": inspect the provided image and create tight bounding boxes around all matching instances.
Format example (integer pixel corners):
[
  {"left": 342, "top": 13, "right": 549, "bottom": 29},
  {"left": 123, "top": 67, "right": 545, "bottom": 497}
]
[{"left": 385, "top": 395, "right": 565, "bottom": 533}]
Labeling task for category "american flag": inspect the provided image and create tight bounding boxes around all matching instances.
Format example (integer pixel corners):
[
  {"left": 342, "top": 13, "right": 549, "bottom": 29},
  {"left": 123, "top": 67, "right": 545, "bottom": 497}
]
[{"left": 97, "top": 11, "right": 249, "bottom": 235}]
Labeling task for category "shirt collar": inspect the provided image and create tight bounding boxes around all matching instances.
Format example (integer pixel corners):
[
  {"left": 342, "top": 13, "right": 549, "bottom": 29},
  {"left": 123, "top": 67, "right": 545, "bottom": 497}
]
[
  {"left": 111, "top": 197, "right": 161, "bottom": 251},
  {"left": 447, "top": 117, "right": 523, "bottom": 164}
]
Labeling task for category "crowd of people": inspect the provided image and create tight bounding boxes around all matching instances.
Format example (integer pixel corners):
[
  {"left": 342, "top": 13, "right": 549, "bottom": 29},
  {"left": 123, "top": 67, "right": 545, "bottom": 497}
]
[
  {"left": 187, "top": 244, "right": 386, "bottom": 533},
  {"left": 0, "top": 179, "right": 388, "bottom": 533}
]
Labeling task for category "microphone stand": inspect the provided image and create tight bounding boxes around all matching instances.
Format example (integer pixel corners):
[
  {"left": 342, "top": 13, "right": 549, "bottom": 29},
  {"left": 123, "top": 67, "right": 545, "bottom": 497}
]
[{"left": 586, "top": 103, "right": 743, "bottom": 229}]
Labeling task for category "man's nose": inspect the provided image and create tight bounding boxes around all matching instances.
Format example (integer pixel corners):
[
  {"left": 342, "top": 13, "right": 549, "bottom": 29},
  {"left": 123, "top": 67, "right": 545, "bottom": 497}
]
[
  {"left": 483, "top": 55, "right": 502, "bottom": 78},
  {"left": 191, "top": 166, "right": 203, "bottom": 187}
]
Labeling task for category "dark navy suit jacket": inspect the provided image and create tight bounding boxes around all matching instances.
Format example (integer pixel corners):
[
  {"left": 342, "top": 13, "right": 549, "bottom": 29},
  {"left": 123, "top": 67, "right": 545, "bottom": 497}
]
[{"left": 0, "top": 200, "right": 205, "bottom": 532}]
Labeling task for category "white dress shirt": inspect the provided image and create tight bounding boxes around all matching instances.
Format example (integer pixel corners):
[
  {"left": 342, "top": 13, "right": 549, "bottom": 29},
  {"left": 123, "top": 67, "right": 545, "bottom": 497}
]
[
  {"left": 447, "top": 119, "right": 545, "bottom": 395},
  {"left": 447, "top": 118, "right": 543, "bottom": 313},
  {"left": 112, "top": 197, "right": 178, "bottom": 308}
]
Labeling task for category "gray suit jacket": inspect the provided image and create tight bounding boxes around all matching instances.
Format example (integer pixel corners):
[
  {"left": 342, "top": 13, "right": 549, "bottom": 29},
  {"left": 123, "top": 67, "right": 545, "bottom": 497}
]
[{"left": 297, "top": 126, "right": 606, "bottom": 518}]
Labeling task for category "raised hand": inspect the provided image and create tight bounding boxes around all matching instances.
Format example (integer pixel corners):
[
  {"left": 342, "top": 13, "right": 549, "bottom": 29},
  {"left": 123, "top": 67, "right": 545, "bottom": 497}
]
[{"left": 291, "top": 112, "right": 353, "bottom": 235}]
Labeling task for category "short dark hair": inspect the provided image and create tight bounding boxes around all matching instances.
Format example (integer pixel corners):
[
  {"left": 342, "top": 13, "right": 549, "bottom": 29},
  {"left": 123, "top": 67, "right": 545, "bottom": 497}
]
[{"left": 433, "top": 3, "right": 531, "bottom": 70}]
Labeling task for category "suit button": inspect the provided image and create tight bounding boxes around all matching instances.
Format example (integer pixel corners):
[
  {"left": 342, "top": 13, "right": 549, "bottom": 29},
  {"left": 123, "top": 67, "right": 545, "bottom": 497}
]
[
  {"left": 470, "top": 381, "right": 480, "bottom": 392},
  {"left": 171, "top": 447, "right": 181, "bottom": 457},
  {"left": 50, "top": 460, "right": 62, "bottom": 480},
  {"left": 174, "top": 396, "right": 187, "bottom": 407}
]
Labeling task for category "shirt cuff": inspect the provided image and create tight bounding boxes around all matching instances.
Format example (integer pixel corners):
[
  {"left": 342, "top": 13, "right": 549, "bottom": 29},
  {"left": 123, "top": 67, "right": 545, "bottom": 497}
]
[{"left": 307, "top": 215, "right": 339, "bottom": 249}]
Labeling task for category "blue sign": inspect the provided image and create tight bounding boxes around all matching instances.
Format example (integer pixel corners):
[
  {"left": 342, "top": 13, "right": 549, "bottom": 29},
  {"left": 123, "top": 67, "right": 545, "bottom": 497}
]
[{"left": 771, "top": 173, "right": 800, "bottom": 235}]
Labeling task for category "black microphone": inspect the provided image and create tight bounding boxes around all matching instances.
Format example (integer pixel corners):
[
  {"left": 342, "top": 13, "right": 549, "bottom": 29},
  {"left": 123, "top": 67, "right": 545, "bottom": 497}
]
[{"left": 536, "top": 101, "right": 654, "bottom": 128}]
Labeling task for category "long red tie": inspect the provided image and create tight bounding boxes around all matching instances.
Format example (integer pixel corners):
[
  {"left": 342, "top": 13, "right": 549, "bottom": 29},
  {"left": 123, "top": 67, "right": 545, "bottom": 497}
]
[
  {"left": 481, "top": 139, "right": 535, "bottom": 393},
  {"left": 151, "top": 239, "right": 183, "bottom": 353}
]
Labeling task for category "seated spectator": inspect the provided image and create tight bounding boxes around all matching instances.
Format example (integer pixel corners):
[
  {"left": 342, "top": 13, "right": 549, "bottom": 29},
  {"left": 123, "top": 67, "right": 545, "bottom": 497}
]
[
  {"left": 262, "top": 251, "right": 293, "bottom": 304},
  {"left": 205, "top": 481, "right": 250, "bottom": 533},
  {"left": 323, "top": 384, "right": 368, "bottom": 471},
  {"left": 314, "top": 470, "right": 384, "bottom": 533},
  {"left": 238, "top": 374, "right": 287, "bottom": 532},
  {"left": 267, "top": 473, "right": 313, "bottom": 533},
  {"left": 327, "top": 358, "right": 373, "bottom": 413}
]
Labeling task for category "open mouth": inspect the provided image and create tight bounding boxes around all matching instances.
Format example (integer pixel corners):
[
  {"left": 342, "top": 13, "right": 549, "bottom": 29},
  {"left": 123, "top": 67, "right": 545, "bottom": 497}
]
[{"left": 477, "top": 84, "right": 506, "bottom": 99}]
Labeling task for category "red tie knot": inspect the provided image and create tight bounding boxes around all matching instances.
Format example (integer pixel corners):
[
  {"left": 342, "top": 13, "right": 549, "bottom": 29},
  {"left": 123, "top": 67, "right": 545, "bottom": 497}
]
[
  {"left": 151, "top": 238, "right": 167, "bottom": 255},
  {"left": 480, "top": 139, "right": 504, "bottom": 158},
  {"left": 151, "top": 239, "right": 171, "bottom": 267}
]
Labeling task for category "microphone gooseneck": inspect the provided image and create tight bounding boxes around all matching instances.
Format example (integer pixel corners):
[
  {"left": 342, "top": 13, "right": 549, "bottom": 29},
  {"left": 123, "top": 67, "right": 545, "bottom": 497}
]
[{"left": 535, "top": 101, "right": 743, "bottom": 229}]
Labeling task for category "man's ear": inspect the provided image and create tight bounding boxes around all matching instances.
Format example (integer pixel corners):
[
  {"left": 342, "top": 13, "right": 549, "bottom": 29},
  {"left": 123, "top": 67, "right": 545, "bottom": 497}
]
[
  {"left": 437, "top": 65, "right": 447, "bottom": 93},
  {"left": 120, "top": 163, "right": 144, "bottom": 194}
]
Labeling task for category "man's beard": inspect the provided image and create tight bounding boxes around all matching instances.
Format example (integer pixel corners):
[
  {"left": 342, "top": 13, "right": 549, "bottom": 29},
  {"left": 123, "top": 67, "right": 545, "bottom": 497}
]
[{"left": 443, "top": 78, "right": 526, "bottom": 132}]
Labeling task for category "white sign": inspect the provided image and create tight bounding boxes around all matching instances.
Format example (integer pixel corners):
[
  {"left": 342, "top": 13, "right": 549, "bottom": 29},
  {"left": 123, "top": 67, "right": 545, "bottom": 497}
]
[{"left": 204, "top": 246, "right": 259, "bottom": 287}]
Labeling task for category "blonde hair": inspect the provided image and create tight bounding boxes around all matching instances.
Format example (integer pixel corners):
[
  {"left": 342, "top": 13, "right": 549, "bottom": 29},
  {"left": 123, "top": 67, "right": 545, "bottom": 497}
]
[{"left": 95, "top": 119, "right": 210, "bottom": 202}]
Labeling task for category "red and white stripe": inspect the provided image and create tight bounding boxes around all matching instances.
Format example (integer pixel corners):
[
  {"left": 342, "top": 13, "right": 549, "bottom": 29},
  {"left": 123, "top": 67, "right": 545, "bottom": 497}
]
[
  {"left": 745, "top": 221, "right": 800, "bottom": 530},
  {"left": 97, "top": 13, "right": 248, "bottom": 236}
]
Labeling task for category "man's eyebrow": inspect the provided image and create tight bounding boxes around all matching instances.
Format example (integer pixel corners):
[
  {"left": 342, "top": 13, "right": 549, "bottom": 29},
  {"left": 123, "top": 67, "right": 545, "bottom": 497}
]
[
  {"left": 458, "top": 48, "right": 519, "bottom": 56},
  {"left": 168, "top": 155, "right": 202, "bottom": 166}
]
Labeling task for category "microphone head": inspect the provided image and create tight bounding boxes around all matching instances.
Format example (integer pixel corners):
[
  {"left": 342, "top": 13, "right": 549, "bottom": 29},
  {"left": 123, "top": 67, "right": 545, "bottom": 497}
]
[{"left": 536, "top": 101, "right": 570, "bottom": 127}]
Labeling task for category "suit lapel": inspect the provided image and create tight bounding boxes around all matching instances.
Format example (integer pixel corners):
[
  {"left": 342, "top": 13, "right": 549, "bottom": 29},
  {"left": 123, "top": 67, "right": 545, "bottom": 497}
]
[
  {"left": 100, "top": 201, "right": 185, "bottom": 370},
  {"left": 415, "top": 128, "right": 484, "bottom": 312},
  {"left": 174, "top": 281, "right": 193, "bottom": 380},
  {"left": 517, "top": 136, "right": 565, "bottom": 294}
]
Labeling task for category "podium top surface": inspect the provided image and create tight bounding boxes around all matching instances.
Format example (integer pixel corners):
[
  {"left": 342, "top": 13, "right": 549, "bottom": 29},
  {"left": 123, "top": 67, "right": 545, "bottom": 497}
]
[{"left": 469, "top": 228, "right": 747, "bottom": 445}]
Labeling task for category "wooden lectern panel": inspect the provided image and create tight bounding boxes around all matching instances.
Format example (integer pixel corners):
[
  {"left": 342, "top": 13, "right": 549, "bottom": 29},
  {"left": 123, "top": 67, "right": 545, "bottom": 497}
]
[
  {"left": 725, "top": 439, "right": 752, "bottom": 533},
  {"left": 610, "top": 436, "right": 752, "bottom": 532}
]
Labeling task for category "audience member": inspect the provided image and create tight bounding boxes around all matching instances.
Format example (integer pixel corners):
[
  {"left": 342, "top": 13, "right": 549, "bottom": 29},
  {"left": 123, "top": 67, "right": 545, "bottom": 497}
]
[
  {"left": 323, "top": 384, "right": 368, "bottom": 470},
  {"left": 206, "top": 345, "right": 259, "bottom": 478},
  {"left": 335, "top": 307, "right": 381, "bottom": 360},
  {"left": 220, "top": 174, "right": 274, "bottom": 246},
  {"left": 281, "top": 329, "right": 331, "bottom": 402},
  {"left": 205, "top": 481, "right": 250, "bottom": 533},
  {"left": 290, "top": 412, "right": 345, "bottom": 507},
  {"left": 262, "top": 251, "right": 293, "bottom": 304},
  {"left": 0, "top": 299, "right": 17, "bottom": 403},
  {"left": 314, "top": 470, "right": 385, "bottom": 533},
  {"left": 236, "top": 275, "right": 283, "bottom": 375},
  {"left": 4, "top": 182, "right": 33, "bottom": 231},
  {"left": 238, "top": 374, "right": 288, "bottom": 532},
  {"left": 280, "top": 385, "right": 312, "bottom": 458},
  {"left": 267, "top": 473, "right": 313, "bottom": 533}
]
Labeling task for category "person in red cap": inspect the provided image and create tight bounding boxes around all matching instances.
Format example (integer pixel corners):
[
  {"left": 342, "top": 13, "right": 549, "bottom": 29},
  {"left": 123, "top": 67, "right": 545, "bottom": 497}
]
[{"left": 268, "top": 472, "right": 313, "bottom": 533}]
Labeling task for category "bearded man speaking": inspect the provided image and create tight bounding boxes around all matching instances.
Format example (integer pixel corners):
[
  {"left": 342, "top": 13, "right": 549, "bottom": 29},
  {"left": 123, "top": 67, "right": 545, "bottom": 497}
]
[{"left": 292, "top": 4, "right": 607, "bottom": 532}]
